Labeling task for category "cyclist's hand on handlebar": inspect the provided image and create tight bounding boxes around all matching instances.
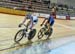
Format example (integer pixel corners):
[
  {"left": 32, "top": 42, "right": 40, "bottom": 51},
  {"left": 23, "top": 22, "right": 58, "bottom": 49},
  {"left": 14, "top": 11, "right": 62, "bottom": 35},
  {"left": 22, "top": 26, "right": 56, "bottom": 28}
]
[
  {"left": 18, "top": 23, "right": 23, "bottom": 27},
  {"left": 40, "top": 24, "right": 43, "bottom": 26}
]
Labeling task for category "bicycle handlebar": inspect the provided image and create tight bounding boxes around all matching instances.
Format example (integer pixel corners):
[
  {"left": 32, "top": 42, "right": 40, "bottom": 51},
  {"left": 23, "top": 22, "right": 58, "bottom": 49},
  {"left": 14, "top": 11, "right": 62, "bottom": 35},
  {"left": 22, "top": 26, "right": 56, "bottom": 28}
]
[
  {"left": 22, "top": 24, "right": 28, "bottom": 28},
  {"left": 19, "top": 23, "right": 27, "bottom": 28}
]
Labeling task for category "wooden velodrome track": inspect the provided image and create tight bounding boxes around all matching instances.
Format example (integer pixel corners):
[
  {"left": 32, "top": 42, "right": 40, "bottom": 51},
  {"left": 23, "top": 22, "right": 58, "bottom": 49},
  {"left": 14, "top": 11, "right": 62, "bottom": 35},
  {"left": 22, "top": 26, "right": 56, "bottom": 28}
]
[{"left": 0, "top": 13, "right": 75, "bottom": 54}]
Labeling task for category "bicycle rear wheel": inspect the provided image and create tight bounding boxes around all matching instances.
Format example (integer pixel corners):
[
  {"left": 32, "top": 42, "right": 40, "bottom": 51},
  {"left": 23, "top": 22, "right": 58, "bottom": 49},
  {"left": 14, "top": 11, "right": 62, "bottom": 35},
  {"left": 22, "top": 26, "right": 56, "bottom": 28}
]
[
  {"left": 46, "top": 28, "right": 53, "bottom": 39},
  {"left": 14, "top": 29, "right": 25, "bottom": 43},
  {"left": 28, "top": 29, "right": 36, "bottom": 40}
]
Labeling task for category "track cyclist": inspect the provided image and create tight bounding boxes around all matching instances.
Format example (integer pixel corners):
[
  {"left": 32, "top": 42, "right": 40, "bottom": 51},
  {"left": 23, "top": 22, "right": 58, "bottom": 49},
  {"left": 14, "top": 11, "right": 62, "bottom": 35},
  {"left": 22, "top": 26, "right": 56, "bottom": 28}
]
[
  {"left": 40, "top": 13, "right": 55, "bottom": 35},
  {"left": 19, "top": 12, "right": 38, "bottom": 32}
]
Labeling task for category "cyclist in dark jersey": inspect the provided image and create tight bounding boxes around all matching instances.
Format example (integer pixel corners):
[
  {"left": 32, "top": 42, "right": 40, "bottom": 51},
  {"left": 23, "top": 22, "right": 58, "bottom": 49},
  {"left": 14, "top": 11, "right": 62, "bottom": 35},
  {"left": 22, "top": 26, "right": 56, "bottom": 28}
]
[{"left": 41, "top": 14, "right": 55, "bottom": 33}]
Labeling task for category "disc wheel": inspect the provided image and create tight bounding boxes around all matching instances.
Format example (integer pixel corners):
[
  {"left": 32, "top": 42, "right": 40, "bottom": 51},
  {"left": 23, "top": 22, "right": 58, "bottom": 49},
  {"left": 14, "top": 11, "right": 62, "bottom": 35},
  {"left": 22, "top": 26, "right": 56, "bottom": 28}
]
[{"left": 28, "top": 29, "right": 36, "bottom": 40}]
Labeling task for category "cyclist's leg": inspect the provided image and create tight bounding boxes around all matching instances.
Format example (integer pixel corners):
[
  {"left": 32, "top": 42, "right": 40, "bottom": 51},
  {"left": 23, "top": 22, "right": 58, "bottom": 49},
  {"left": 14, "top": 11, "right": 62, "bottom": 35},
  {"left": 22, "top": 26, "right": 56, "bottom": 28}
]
[
  {"left": 27, "top": 21, "right": 31, "bottom": 27},
  {"left": 28, "top": 21, "right": 34, "bottom": 31},
  {"left": 29, "top": 19, "right": 38, "bottom": 29},
  {"left": 50, "top": 21, "right": 54, "bottom": 27},
  {"left": 25, "top": 20, "right": 31, "bottom": 32},
  {"left": 47, "top": 21, "right": 54, "bottom": 31},
  {"left": 46, "top": 21, "right": 54, "bottom": 33},
  {"left": 44, "top": 23, "right": 50, "bottom": 35},
  {"left": 46, "top": 23, "right": 51, "bottom": 33}
]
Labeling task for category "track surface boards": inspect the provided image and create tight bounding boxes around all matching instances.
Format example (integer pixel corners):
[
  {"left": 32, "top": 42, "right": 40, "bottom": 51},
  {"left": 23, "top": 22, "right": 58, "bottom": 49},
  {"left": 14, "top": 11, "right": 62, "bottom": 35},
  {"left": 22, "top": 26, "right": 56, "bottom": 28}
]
[{"left": 0, "top": 13, "right": 75, "bottom": 54}]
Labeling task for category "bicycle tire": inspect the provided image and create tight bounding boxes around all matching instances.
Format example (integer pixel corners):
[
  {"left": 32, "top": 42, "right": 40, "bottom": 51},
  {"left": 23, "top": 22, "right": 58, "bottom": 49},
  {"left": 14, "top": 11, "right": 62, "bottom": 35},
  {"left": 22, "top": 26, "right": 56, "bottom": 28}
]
[
  {"left": 14, "top": 29, "right": 25, "bottom": 43},
  {"left": 38, "top": 28, "right": 45, "bottom": 39},
  {"left": 28, "top": 29, "right": 36, "bottom": 40}
]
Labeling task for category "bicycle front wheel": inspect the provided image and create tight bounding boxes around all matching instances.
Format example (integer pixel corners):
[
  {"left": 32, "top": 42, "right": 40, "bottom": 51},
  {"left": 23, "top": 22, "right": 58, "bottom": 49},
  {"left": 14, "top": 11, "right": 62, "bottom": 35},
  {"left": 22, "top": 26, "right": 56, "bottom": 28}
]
[
  {"left": 38, "top": 28, "right": 45, "bottom": 39},
  {"left": 14, "top": 29, "right": 25, "bottom": 43}
]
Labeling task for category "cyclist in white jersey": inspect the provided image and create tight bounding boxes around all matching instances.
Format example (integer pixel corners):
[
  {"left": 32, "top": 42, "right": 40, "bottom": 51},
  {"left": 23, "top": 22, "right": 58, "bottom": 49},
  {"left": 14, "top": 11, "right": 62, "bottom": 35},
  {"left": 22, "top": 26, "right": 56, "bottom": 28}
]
[{"left": 19, "top": 13, "right": 38, "bottom": 31}]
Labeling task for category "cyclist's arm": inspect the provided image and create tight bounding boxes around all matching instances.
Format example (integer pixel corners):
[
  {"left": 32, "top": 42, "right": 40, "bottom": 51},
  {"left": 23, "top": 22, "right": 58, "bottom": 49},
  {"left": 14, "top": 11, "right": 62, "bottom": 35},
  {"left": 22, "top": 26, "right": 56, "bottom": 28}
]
[
  {"left": 45, "top": 18, "right": 49, "bottom": 25},
  {"left": 19, "top": 16, "right": 27, "bottom": 27},
  {"left": 41, "top": 18, "right": 47, "bottom": 26},
  {"left": 21, "top": 16, "right": 27, "bottom": 24}
]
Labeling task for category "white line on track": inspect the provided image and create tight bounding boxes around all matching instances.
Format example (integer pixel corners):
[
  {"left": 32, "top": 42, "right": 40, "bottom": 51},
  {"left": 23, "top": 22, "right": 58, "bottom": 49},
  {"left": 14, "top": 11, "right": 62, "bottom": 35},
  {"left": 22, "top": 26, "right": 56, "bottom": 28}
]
[{"left": 55, "top": 23, "right": 75, "bottom": 30}]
